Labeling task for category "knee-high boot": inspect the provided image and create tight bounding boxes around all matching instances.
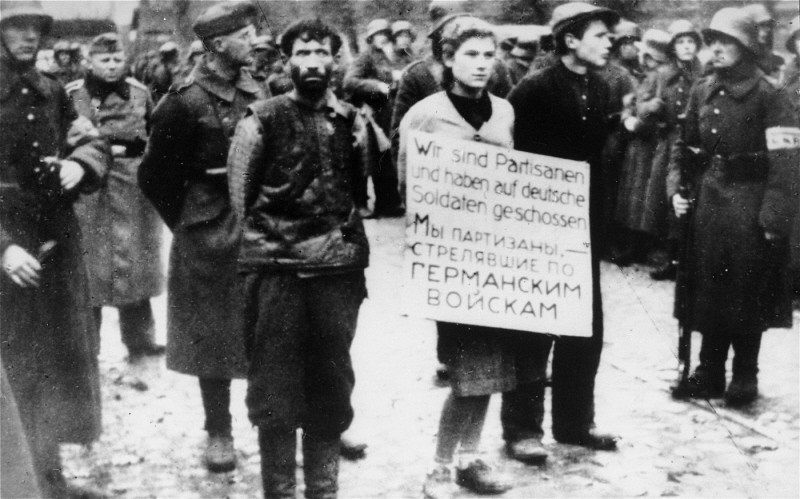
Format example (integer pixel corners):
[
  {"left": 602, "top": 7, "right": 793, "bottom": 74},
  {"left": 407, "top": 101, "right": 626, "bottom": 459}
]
[
  {"left": 259, "top": 428, "right": 297, "bottom": 499},
  {"left": 302, "top": 433, "right": 340, "bottom": 499}
]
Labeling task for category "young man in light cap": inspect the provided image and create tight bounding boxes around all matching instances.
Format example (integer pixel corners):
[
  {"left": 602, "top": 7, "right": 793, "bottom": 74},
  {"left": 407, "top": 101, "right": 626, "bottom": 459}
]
[
  {"left": 139, "top": 0, "right": 265, "bottom": 473},
  {"left": 0, "top": 1, "right": 110, "bottom": 496},
  {"left": 67, "top": 32, "right": 165, "bottom": 363},
  {"left": 228, "top": 18, "right": 369, "bottom": 498},
  {"left": 505, "top": 1, "right": 621, "bottom": 457},
  {"left": 668, "top": 7, "right": 798, "bottom": 407}
]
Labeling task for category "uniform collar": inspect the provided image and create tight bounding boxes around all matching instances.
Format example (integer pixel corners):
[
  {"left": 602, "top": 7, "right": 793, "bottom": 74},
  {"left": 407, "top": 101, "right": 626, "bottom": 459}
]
[
  {"left": 191, "top": 57, "right": 261, "bottom": 102},
  {"left": 705, "top": 61, "right": 764, "bottom": 101},
  {"left": 663, "top": 58, "right": 701, "bottom": 84},
  {"left": 288, "top": 89, "right": 349, "bottom": 118},
  {"left": 556, "top": 59, "right": 593, "bottom": 84},
  {"left": 85, "top": 72, "right": 130, "bottom": 100},
  {"left": 0, "top": 58, "right": 50, "bottom": 101}
]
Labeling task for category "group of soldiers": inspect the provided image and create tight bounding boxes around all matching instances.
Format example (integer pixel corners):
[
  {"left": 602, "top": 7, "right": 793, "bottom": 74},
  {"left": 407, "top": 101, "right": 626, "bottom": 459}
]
[{"left": 1, "top": 0, "right": 798, "bottom": 498}]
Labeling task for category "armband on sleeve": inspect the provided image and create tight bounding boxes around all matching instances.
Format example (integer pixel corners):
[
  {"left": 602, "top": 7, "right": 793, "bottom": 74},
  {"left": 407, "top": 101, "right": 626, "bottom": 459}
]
[{"left": 765, "top": 126, "right": 800, "bottom": 151}]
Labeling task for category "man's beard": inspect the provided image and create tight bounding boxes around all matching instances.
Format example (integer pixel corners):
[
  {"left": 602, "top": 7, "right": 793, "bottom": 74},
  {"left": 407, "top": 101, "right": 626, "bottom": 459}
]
[{"left": 290, "top": 65, "right": 330, "bottom": 100}]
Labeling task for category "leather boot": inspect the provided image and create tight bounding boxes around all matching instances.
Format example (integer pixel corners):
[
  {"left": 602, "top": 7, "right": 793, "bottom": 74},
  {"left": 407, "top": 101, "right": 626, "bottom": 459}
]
[
  {"left": 259, "top": 428, "right": 297, "bottom": 499},
  {"left": 685, "top": 365, "right": 726, "bottom": 399},
  {"left": 726, "top": 333, "right": 761, "bottom": 407},
  {"left": 303, "top": 434, "right": 340, "bottom": 499}
]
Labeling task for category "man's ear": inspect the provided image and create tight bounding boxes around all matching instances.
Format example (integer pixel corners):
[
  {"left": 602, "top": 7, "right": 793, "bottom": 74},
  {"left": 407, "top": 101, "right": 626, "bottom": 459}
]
[
  {"left": 564, "top": 32, "right": 579, "bottom": 51},
  {"left": 333, "top": 52, "right": 341, "bottom": 70},
  {"left": 211, "top": 36, "right": 225, "bottom": 53}
]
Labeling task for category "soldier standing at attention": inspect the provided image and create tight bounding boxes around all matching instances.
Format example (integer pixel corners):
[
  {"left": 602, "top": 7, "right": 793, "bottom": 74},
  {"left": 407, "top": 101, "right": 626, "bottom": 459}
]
[
  {"left": 668, "top": 7, "right": 798, "bottom": 406},
  {"left": 68, "top": 33, "right": 166, "bottom": 361},
  {"left": 0, "top": 1, "right": 110, "bottom": 496},
  {"left": 505, "top": 2, "right": 621, "bottom": 458},
  {"left": 139, "top": 1, "right": 265, "bottom": 473},
  {"left": 228, "top": 18, "right": 369, "bottom": 498}
]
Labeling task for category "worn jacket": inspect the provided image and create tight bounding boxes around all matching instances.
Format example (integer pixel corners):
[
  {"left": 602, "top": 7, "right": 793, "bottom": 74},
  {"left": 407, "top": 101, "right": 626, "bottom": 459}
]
[
  {"left": 0, "top": 58, "right": 109, "bottom": 444},
  {"left": 667, "top": 61, "right": 799, "bottom": 333},
  {"left": 229, "top": 91, "right": 369, "bottom": 273},
  {"left": 68, "top": 75, "right": 164, "bottom": 307}
]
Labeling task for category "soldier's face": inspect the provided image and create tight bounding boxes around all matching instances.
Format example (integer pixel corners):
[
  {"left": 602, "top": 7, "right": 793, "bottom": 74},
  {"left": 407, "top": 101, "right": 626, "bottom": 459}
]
[
  {"left": 89, "top": 51, "right": 126, "bottom": 83},
  {"left": 370, "top": 32, "right": 389, "bottom": 49},
  {"left": 0, "top": 19, "right": 42, "bottom": 63},
  {"left": 756, "top": 24, "right": 771, "bottom": 45},
  {"left": 618, "top": 40, "right": 638, "bottom": 62},
  {"left": 394, "top": 32, "right": 412, "bottom": 50},
  {"left": 673, "top": 35, "right": 698, "bottom": 62},
  {"left": 288, "top": 36, "right": 335, "bottom": 97},
  {"left": 214, "top": 24, "right": 255, "bottom": 67},
  {"left": 708, "top": 36, "right": 743, "bottom": 69},
  {"left": 567, "top": 20, "right": 612, "bottom": 69}
]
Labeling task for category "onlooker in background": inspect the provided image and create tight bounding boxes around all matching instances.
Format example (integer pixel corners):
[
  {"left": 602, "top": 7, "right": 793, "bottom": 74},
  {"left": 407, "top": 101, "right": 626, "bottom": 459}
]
[
  {"left": 182, "top": 39, "right": 205, "bottom": 79},
  {"left": 391, "top": 20, "right": 417, "bottom": 69},
  {"left": 0, "top": 1, "right": 110, "bottom": 496},
  {"left": 506, "top": 1, "right": 621, "bottom": 454},
  {"left": 344, "top": 18, "right": 405, "bottom": 218},
  {"left": 48, "top": 39, "right": 85, "bottom": 85},
  {"left": 782, "top": 16, "right": 800, "bottom": 301},
  {"left": 68, "top": 33, "right": 166, "bottom": 361},
  {"left": 139, "top": 1, "right": 264, "bottom": 474},
  {"left": 150, "top": 40, "right": 182, "bottom": 102},
  {"left": 530, "top": 32, "right": 558, "bottom": 72},
  {"left": 669, "top": 7, "right": 798, "bottom": 406},
  {"left": 646, "top": 20, "right": 704, "bottom": 281},
  {"left": 742, "top": 3, "right": 784, "bottom": 86},
  {"left": 614, "top": 28, "right": 671, "bottom": 267},
  {"left": 600, "top": 19, "right": 641, "bottom": 263},
  {"left": 228, "top": 18, "right": 369, "bottom": 498},
  {"left": 250, "top": 34, "right": 276, "bottom": 98},
  {"left": 133, "top": 48, "right": 158, "bottom": 83},
  {"left": 398, "top": 16, "right": 515, "bottom": 499},
  {"left": 506, "top": 36, "right": 537, "bottom": 85},
  {"left": 497, "top": 36, "right": 516, "bottom": 64}
]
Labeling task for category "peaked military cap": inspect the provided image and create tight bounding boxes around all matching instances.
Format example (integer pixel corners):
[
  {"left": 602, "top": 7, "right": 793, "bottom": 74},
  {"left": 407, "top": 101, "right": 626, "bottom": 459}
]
[
  {"left": 89, "top": 32, "right": 123, "bottom": 55},
  {"left": 193, "top": 1, "right": 258, "bottom": 39}
]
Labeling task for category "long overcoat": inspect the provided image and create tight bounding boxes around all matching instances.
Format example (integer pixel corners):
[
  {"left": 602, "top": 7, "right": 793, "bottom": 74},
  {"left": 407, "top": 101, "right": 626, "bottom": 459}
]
[
  {"left": 782, "top": 57, "right": 800, "bottom": 271},
  {"left": 68, "top": 76, "right": 164, "bottom": 307},
  {"left": 0, "top": 60, "right": 109, "bottom": 445},
  {"left": 139, "top": 58, "right": 264, "bottom": 378},
  {"left": 667, "top": 61, "right": 799, "bottom": 334}
]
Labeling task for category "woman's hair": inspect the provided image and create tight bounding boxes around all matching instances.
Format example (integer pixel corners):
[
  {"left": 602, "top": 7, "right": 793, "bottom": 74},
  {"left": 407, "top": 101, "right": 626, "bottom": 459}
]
[{"left": 437, "top": 16, "right": 496, "bottom": 90}]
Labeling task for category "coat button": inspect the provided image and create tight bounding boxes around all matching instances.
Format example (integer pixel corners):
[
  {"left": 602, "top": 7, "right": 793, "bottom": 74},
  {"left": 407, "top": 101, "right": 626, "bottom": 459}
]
[
  {"left": 21, "top": 88, "right": 29, "bottom": 95},
  {"left": 473, "top": 134, "right": 482, "bottom": 141},
  {"left": 582, "top": 94, "right": 587, "bottom": 100},
  {"left": 719, "top": 90, "right": 725, "bottom": 96},
  {"left": 32, "top": 141, "right": 39, "bottom": 147},
  {"left": 27, "top": 113, "right": 34, "bottom": 121},
  {"left": 676, "top": 101, "right": 682, "bottom": 106},
  {"left": 678, "top": 88, "right": 683, "bottom": 93},
  {"left": 711, "top": 128, "right": 717, "bottom": 134},
  {"left": 714, "top": 109, "right": 720, "bottom": 114}
]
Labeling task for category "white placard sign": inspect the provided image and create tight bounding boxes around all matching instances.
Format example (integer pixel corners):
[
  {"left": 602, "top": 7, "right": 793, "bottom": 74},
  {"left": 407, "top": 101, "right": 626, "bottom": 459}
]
[{"left": 403, "top": 131, "right": 593, "bottom": 337}]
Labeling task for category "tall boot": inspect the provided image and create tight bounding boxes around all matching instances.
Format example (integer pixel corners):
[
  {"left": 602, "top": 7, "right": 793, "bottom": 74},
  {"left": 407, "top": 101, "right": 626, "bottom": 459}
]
[
  {"left": 686, "top": 333, "right": 729, "bottom": 398},
  {"left": 258, "top": 428, "right": 297, "bottom": 499},
  {"left": 725, "top": 332, "right": 762, "bottom": 407},
  {"left": 303, "top": 434, "right": 340, "bottom": 499}
]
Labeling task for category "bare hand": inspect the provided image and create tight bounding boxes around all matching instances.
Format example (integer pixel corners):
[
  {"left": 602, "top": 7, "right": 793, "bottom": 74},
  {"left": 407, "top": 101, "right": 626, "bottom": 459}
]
[
  {"left": 2, "top": 245, "right": 41, "bottom": 288},
  {"left": 623, "top": 117, "right": 640, "bottom": 132},
  {"left": 672, "top": 193, "right": 691, "bottom": 216},
  {"left": 58, "top": 159, "right": 85, "bottom": 190}
]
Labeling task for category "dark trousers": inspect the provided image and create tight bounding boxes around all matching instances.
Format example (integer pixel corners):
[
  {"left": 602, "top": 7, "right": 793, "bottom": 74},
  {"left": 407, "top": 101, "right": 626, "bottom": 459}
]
[
  {"left": 244, "top": 271, "right": 366, "bottom": 437},
  {"left": 699, "top": 331, "right": 763, "bottom": 378},
  {"left": 372, "top": 151, "right": 403, "bottom": 214},
  {"left": 199, "top": 378, "right": 232, "bottom": 437},
  {"left": 92, "top": 298, "right": 156, "bottom": 352}
]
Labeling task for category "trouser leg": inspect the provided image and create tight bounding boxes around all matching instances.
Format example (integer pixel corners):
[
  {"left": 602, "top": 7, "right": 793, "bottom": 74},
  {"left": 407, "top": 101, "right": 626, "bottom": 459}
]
[
  {"left": 259, "top": 427, "right": 297, "bottom": 499},
  {"left": 303, "top": 432, "right": 340, "bottom": 499},
  {"left": 501, "top": 333, "right": 551, "bottom": 443},
  {"left": 199, "top": 378, "right": 232, "bottom": 437},
  {"left": 731, "top": 332, "right": 762, "bottom": 379},
  {"left": 551, "top": 334, "right": 602, "bottom": 439},
  {"left": 698, "top": 333, "right": 731, "bottom": 372},
  {"left": 118, "top": 299, "right": 157, "bottom": 352},
  {"left": 372, "top": 151, "right": 402, "bottom": 214}
]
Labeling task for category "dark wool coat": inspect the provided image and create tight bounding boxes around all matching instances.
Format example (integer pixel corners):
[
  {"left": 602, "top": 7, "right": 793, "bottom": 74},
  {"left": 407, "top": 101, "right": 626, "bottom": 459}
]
[
  {"left": 667, "top": 61, "right": 799, "bottom": 334},
  {"left": 782, "top": 57, "right": 800, "bottom": 271},
  {"left": 0, "top": 60, "right": 109, "bottom": 445},
  {"left": 69, "top": 76, "right": 164, "bottom": 307},
  {"left": 139, "top": 57, "right": 265, "bottom": 378}
]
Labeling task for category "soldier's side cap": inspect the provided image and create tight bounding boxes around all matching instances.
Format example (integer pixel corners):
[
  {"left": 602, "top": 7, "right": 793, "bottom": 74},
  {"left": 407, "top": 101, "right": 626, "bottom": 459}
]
[
  {"left": 613, "top": 19, "right": 641, "bottom": 42},
  {"left": 0, "top": 0, "right": 53, "bottom": 35},
  {"left": 786, "top": 15, "right": 799, "bottom": 53},
  {"left": 159, "top": 41, "right": 178, "bottom": 53},
  {"left": 742, "top": 4, "right": 775, "bottom": 26},
  {"left": 550, "top": 2, "right": 620, "bottom": 39},
  {"left": 668, "top": 19, "right": 701, "bottom": 48},
  {"left": 702, "top": 7, "right": 759, "bottom": 56},
  {"left": 639, "top": 28, "right": 671, "bottom": 63},
  {"left": 193, "top": 1, "right": 257, "bottom": 39},
  {"left": 428, "top": 12, "right": 470, "bottom": 39},
  {"left": 89, "top": 32, "right": 123, "bottom": 54}
]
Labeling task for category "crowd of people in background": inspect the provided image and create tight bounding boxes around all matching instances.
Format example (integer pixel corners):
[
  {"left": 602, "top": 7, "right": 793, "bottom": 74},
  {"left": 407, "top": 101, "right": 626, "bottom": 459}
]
[{"left": 1, "top": 0, "right": 798, "bottom": 498}]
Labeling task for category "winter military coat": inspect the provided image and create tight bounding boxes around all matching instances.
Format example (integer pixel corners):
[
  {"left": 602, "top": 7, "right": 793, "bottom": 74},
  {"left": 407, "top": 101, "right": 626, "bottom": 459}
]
[
  {"left": 0, "top": 60, "right": 109, "bottom": 445},
  {"left": 667, "top": 61, "right": 799, "bottom": 334},
  {"left": 68, "top": 75, "right": 164, "bottom": 307},
  {"left": 139, "top": 57, "right": 265, "bottom": 378},
  {"left": 782, "top": 57, "right": 800, "bottom": 271}
]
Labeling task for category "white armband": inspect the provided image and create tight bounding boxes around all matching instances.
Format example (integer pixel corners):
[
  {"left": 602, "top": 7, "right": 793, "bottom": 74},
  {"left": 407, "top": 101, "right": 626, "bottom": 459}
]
[{"left": 765, "top": 126, "right": 800, "bottom": 151}]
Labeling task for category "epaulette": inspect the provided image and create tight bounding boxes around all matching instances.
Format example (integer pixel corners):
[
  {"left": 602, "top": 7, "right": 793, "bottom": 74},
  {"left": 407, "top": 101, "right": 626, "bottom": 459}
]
[
  {"left": 125, "top": 76, "right": 148, "bottom": 91},
  {"left": 64, "top": 78, "right": 85, "bottom": 94}
]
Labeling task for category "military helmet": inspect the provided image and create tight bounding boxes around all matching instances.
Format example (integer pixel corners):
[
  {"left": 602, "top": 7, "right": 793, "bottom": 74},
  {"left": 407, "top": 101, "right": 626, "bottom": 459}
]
[
  {"left": 668, "top": 19, "right": 702, "bottom": 49},
  {"left": 702, "top": 7, "right": 759, "bottom": 56},
  {"left": 786, "top": 15, "right": 799, "bottom": 53},
  {"left": 89, "top": 32, "right": 123, "bottom": 55},
  {"left": 193, "top": 1, "right": 257, "bottom": 40},
  {"left": 365, "top": 19, "right": 391, "bottom": 41},
  {"left": 53, "top": 40, "right": 71, "bottom": 53},
  {"left": 742, "top": 4, "right": 774, "bottom": 26},
  {"left": 391, "top": 20, "right": 414, "bottom": 39},
  {"left": 640, "top": 28, "right": 671, "bottom": 63},
  {"left": 0, "top": 0, "right": 53, "bottom": 36}
]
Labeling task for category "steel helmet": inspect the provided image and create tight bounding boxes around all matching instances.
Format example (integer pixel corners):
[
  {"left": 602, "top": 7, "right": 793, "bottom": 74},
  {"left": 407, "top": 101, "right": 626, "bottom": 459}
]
[
  {"left": 639, "top": 28, "right": 671, "bottom": 63},
  {"left": 53, "top": 40, "right": 71, "bottom": 53},
  {"left": 742, "top": 4, "right": 774, "bottom": 26},
  {"left": 667, "top": 19, "right": 702, "bottom": 49},
  {"left": 0, "top": 0, "right": 53, "bottom": 36},
  {"left": 391, "top": 20, "right": 414, "bottom": 39},
  {"left": 702, "top": 7, "right": 759, "bottom": 56}
]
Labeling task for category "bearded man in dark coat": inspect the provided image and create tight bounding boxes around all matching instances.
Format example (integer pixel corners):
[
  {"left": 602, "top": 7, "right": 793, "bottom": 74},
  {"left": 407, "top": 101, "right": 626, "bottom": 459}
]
[
  {"left": 669, "top": 7, "right": 799, "bottom": 407},
  {"left": 0, "top": 1, "right": 110, "bottom": 496}
]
